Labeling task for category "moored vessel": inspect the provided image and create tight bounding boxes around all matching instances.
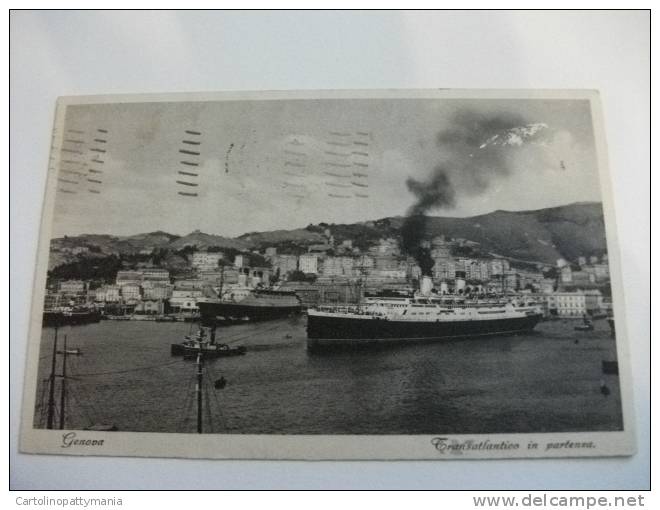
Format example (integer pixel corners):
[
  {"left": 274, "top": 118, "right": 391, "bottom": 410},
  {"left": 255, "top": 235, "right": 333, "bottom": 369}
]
[
  {"left": 42, "top": 307, "right": 101, "bottom": 327},
  {"left": 197, "top": 287, "right": 301, "bottom": 325}
]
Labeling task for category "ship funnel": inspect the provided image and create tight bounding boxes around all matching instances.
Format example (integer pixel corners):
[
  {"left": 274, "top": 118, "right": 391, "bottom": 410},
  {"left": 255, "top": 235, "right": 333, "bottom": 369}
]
[{"left": 421, "top": 276, "right": 433, "bottom": 297}]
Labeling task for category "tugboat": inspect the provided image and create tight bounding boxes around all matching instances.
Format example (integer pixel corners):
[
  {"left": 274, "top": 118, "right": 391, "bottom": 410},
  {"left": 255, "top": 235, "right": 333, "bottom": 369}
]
[{"left": 170, "top": 327, "right": 246, "bottom": 358}]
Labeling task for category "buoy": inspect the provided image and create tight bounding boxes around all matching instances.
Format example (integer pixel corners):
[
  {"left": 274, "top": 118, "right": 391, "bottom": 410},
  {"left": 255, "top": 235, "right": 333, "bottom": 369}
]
[{"left": 214, "top": 377, "right": 227, "bottom": 390}]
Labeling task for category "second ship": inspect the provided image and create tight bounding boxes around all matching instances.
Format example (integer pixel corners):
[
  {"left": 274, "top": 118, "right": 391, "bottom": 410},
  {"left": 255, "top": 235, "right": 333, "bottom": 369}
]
[{"left": 197, "top": 286, "right": 301, "bottom": 324}]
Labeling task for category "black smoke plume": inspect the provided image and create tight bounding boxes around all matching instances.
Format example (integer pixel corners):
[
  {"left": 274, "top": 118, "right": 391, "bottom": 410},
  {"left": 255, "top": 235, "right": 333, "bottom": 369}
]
[{"left": 401, "top": 109, "right": 529, "bottom": 275}]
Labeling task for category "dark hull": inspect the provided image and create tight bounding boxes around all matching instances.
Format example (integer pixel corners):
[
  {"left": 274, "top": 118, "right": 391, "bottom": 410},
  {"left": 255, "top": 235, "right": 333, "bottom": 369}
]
[
  {"left": 43, "top": 310, "right": 101, "bottom": 327},
  {"left": 198, "top": 301, "right": 300, "bottom": 326},
  {"left": 170, "top": 343, "right": 247, "bottom": 358},
  {"left": 307, "top": 313, "right": 542, "bottom": 348}
]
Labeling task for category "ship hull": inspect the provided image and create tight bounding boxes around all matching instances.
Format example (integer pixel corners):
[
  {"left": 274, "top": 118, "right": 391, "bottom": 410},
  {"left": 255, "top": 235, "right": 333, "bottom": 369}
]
[
  {"left": 43, "top": 310, "right": 101, "bottom": 327},
  {"left": 307, "top": 313, "right": 542, "bottom": 349},
  {"left": 198, "top": 300, "right": 300, "bottom": 325}
]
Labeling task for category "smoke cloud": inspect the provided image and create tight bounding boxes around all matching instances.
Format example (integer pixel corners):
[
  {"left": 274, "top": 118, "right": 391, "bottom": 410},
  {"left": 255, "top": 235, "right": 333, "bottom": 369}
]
[{"left": 401, "top": 109, "right": 530, "bottom": 275}]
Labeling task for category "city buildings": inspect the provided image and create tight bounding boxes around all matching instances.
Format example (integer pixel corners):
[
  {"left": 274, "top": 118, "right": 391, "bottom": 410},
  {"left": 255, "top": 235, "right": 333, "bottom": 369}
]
[{"left": 298, "top": 254, "right": 319, "bottom": 275}]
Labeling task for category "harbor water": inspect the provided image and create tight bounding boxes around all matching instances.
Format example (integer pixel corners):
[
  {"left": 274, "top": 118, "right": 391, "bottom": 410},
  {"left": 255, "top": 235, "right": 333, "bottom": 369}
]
[{"left": 33, "top": 316, "right": 623, "bottom": 434}]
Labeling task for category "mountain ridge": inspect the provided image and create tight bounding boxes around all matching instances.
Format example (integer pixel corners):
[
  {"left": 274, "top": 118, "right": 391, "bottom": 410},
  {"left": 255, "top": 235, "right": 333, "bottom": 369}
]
[{"left": 49, "top": 202, "right": 606, "bottom": 267}]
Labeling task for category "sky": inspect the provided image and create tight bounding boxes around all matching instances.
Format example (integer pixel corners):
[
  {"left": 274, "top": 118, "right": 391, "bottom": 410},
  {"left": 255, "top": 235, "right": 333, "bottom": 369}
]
[{"left": 50, "top": 97, "right": 602, "bottom": 238}]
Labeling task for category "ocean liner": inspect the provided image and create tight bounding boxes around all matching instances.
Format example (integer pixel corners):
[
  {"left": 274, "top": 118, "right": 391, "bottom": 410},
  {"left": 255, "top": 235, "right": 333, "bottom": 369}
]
[
  {"left": 197, "top": 287, "right": 301, "bottom": 324},
  {"left": 307, "top": 277, "right": 543, "bottom": 349}
]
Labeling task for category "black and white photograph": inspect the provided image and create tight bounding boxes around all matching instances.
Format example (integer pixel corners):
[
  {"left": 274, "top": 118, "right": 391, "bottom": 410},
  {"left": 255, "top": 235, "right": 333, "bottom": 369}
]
[{"left": 19, "top": 89, "right": 634, "bottom": 460}]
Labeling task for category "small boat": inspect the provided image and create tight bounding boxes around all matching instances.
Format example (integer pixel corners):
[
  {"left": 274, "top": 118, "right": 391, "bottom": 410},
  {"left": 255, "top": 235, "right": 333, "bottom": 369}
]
[
  {"left": 171, "top": 329, "right": 246, "bottom": 358},
  {"left": 575, "top": 317, "right": 594, "bottom": 331}
]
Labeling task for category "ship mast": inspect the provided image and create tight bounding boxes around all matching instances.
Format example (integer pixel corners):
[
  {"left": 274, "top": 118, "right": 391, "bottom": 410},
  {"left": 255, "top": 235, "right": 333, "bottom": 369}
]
[
  {"left": 46, "top": 329, "right": 82, "bottom": 430},
  {"left": 46, "top": 327, "right": 59, "bottom": 429},
  {"left": 196, "top": 352, "right": 203, "bottom": 433}
]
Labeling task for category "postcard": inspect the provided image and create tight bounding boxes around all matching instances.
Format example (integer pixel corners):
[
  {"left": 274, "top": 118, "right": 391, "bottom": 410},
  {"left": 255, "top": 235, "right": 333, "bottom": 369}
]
[{"left": 19, "top": 89, "right": 635, "bottom": 459}]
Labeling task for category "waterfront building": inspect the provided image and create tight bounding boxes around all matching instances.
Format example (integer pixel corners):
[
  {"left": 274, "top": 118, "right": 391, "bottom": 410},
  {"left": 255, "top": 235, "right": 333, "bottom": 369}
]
[
  {"left": 142, "top": 283, "right": 173, "bottom": 300},
  {"left": 169, "top": 289, "right": 204, "bottom": 311},
  {"left": 134, "top": 299, "right": 165, "bottom": 315},
  {"left": 234, "top": 254, "right": 247, "bottom": 268},
  {"left": 95, "top": 285, "right": 121, "bottom": 303},
  {"left": 583, "top": 289, "right": 604, "bottom": 314},
  {"left": 546, "top": 291, "right": 588, "bottom": 317},
  {"left": 121, "top": 284, "right": 142, "bottom": 302}
]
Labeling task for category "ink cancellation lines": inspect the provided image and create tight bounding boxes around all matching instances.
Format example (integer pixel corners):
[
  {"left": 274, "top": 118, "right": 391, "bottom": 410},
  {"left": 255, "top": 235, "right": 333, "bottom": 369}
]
[
  {"left": 55, "top": 127, "right": 109, "bottom": 196},
  {"left": 282, "top": 137, "right": 309, "bottom": 200},
  {"left": 324, "top": 131, "right": 371, "bottom": 200},
  {"left": 176, "top": 130, "right": 202, "bottom": 197}
]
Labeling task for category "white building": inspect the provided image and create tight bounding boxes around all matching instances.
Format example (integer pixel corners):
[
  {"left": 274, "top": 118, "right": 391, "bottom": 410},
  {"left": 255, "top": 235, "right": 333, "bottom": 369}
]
[
  {"left": 169, "top": 289, "right": 204, "bottom": 311},
  {"left": 95, "top": 285, "right": 121, "bottom": 303},
  {"left": 121, "top": 284, "right": 142, "bottom": 302},
  {"left": 142, "top": 283, "right": 173, "bottom": 300},
  {"left": 298, "top": 254, "right": 318, "bottom": 274},
  {"left": 116, "top": 271, "right": 143, "bottom": 286},
  {"left": 59, "top": 280, "right": 87, "bottom": 294},
  {"left": 546, "top": 291, "right": 587, "bottom": 317},
  {"left": 140, "top": 268, "right": 170, "bottom": 282},
  {"left": 191, "top": 252, "right": 224, "bottom": 271}
]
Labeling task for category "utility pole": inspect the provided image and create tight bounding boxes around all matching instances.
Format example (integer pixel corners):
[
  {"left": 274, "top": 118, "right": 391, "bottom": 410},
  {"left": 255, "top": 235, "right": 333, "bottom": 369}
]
[{"left": 46, "top": 327, "right": 59, "bottom": 429}]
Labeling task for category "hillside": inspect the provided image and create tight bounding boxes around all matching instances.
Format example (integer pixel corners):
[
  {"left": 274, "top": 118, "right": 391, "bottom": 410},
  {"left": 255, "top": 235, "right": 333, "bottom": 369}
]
[
  {"left": 48, "top": 202, "right": 607, "bottom": 268},
  {"left": 167, "top": 231, "right": 248, "bottom": 251}
]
